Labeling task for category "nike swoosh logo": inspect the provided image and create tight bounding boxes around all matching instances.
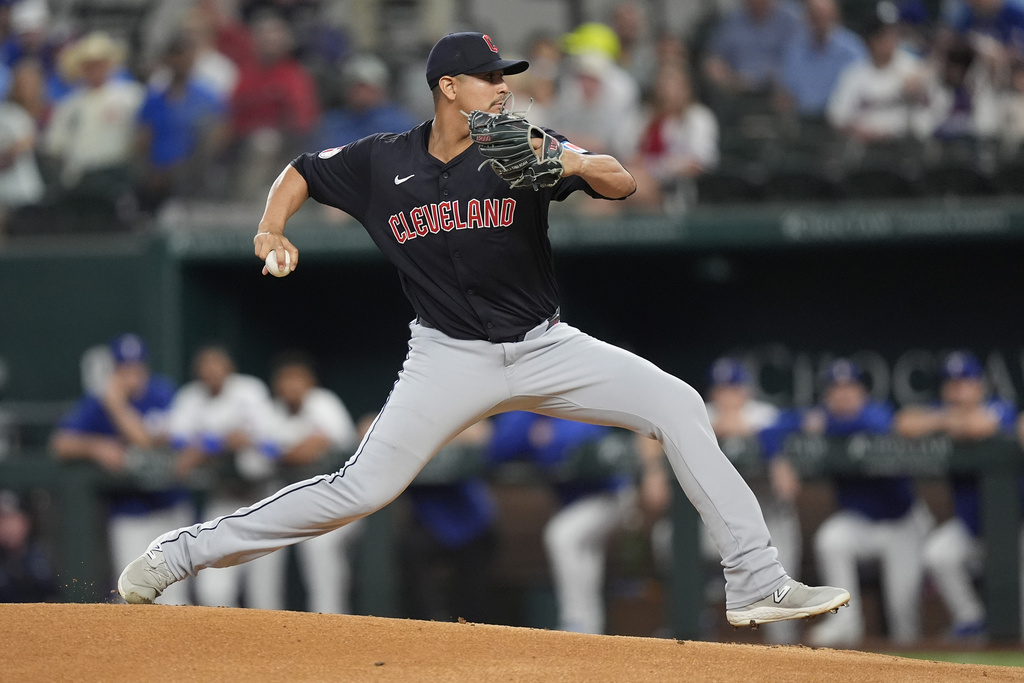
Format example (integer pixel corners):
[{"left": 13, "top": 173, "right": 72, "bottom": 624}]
[
  {"left": 394, "top": 174, "right": 415, "bottom": 185},
  {"left": 773, "top": 586, "right": 792, "bottom": 604}
]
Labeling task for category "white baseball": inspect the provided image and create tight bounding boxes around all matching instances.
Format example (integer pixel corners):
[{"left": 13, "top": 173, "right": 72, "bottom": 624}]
[{"left": 265, "top": 249, "right": 292, "bottom": 277}]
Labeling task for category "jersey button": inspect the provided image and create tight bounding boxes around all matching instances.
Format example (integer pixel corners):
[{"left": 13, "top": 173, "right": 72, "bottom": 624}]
[
  {"left": 453, "top": 250, "right": 461, "bottom": 258},
  {"left": 486, "top": 322, "right": 494, "bottom": 329},
  {"left": 443, "top": 172, "right": 449, "bottom": 179},
  {"left": 443, "top": 189, "right": 449, "bottom": 196},
  {"left": 467, "top": 288, "right": 474, "bottom": 295}
]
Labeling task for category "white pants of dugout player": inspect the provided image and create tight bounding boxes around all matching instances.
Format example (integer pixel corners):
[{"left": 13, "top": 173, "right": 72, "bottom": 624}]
[
  {"left": 545, "top": 489, "right": 632, "bottom": 634},
  {"left": 923, "top": 518, "right": 1024, "bottom": 636},
  {"left": 152, "top": 321, "right": 788, "bottom": 610},
  {"left": 809, "top": 501, "right": 934, "bottom": 646}
]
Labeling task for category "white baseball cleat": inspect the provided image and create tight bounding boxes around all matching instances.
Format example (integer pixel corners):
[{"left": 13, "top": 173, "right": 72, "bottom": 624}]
[
  {"left": 117, "top": 548, "right": 176, "bottom": 604},
  {"left": 725, "top": 579, "right": 851, "bottom": 628}
]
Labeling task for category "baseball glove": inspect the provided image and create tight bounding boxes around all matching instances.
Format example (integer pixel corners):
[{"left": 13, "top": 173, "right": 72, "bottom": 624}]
[{"left": 466, "top": 109, "right": 565, "bottom": 190}]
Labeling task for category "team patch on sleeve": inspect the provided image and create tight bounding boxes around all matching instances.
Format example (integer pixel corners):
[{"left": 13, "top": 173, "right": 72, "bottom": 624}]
[
  {"left": 318, "top": 146, "right": 344, "bottom": 159},
  {"left": 562, "top": 142, "right": 588, "bottom": 154}
]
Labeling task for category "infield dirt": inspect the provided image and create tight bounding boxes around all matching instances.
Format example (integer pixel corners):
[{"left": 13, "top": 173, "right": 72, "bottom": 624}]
[{"left": 2, "top": 603, "right": 1022, "bottom": 682}]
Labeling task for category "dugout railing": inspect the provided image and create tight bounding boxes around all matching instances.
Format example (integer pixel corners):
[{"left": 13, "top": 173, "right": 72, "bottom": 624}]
[{"left": 0, "top": 434, "right": 1020, "bottom": 642}]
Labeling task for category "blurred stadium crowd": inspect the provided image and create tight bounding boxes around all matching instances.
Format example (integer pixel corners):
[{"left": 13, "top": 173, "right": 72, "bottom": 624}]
[
  {"left": 3, "top": 331, "right": 1023, "bottom": 650},
  {"left": 0, "top": 0, "right": 1019, "bottom": 238}
]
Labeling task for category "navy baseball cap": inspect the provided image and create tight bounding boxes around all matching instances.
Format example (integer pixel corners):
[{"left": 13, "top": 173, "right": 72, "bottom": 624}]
[
  {"left": 941, "top": 351, "right": 983, "bottom": 380},
  {"left": 822, "top": 359, "right": 863, "bottom": 386},
  {"left": 709, "top": 358, "right": 750, "bottom": 387},
  {"left": 425, "top": 32, "right": 528, "bottom": 90},
  {"left": 110, "top": 333, "right": 148, "bottom": 365}
]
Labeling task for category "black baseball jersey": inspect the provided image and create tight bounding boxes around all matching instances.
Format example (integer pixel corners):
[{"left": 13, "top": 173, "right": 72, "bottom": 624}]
[{"left": 291, "top": 120, "right": 612, "bottom": 343}]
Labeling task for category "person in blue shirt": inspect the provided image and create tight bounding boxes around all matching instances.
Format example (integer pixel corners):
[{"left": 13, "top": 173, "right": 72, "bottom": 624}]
[
  {"left": 315, "top": 54, "right": 418, "bottom": 151},
  {"left": 400, "top": 419, "right": 497, "bottom": 624},
  {"left": 136, "top": 33, "right": 228, "bottom": 210},
  {"left": 779, "top": 0, "right": 868, "bottom": 116},
  {"left": 490, "top": 411, "right": 631, "bottom": 634},
  {"left": 50, "top": 333, "right": 194, "bottom": 604},
  {"left": 949, "top": 0, "right": 1024, "bottom": 58},
  {"left": 702, "top": 0, "right": 804, "bottom": 93},
  {"left": 896, "top": 351, "right": 1018, "bottom": 639},
  {"left": 800, "top": 359, "right": 934, "bottom": 647}
]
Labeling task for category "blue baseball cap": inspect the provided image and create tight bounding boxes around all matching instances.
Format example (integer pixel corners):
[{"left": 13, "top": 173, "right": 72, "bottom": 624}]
[
  {"left": 708, "top": 358, "right": 750, "bottom": 387},
  {"left": 425, "top": 32, "right": 528, "bottom": 90},
  {"left": 822, "top": 359, "right": 863, "bottom": 386},
  {"left": 110, "top": 333, "right": 148, "bottom": 365},
  {"left": 941, "top": 351, "right": 983, "bottom": 380}
]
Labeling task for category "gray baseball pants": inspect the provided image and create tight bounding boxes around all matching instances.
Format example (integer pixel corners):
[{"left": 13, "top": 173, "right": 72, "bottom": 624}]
[{"left": 156, "top": 320, "right": 788, "bottom": 609}]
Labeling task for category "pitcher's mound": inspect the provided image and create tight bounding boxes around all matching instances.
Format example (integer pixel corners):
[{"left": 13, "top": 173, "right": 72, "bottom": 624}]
[{"left": 2, "top": 603, "right": 1021, "bottom": 682}]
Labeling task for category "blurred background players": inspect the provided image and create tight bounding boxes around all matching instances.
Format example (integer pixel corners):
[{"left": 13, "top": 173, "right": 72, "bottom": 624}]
[
  {"left": 167, "top": 344, "right": 276, "bottom": 608},
  {"left": 490, "top": 412, "right": 632, "bottom": 635},
  {"left": 799, "top": 359, "right": 934, "bottom": 647},
  {"left": 398, "top": 419, "right": 498, "bottom": 624},
  {"left": 896, "top": 351, "right": 1018, "bottom": 639},
  {"left": 0, "top": 489, "right": 58, "bottom": 603},
  {"left": 258, "top": 352, "right": 361, "bottom": 615},
  {"left": 50, "top": 333, "right": 192, "bottom": 604}
]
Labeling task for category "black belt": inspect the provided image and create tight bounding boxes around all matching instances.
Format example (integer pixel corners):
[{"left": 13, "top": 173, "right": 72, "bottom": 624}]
[{"left": 417, "top": 309, "right": 560, "bottom": 343}]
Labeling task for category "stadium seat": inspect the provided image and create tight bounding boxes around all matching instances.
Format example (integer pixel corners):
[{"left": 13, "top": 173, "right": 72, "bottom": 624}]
[
  {"left": 921, "top": 137, "right": 997, "bottom": 197},
  {"left": 842, "top": 140, "right": 923, "bottom": 199}
]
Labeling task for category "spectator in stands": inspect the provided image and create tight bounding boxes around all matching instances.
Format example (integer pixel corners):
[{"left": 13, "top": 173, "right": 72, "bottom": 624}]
[
  {"left": 399, "top": 419, "right": 498, "bottom": 624},
  {"left": 0, "top": 0, "right": 68, "bottom": 102},
  {"left": 168, "top": 345, "right": 279, "bottom": 609},
  {"left": 43, "top": 32, "right": 144, "bottom": 211},
  {"left": 315, "top": 54, "right": 416, "bottom": 150},
  {"left": 148, "top": 7, "right": 240, "bottom": 104},
  {"left": 8, "top": 58, "right": 50, "bottom": 128},
  {"left": 895, "top": 351, "right": 1017, "bottom": 640},
  {"left": 228, "top": 11, "right": 319, "bottom": 200},
  {"left": 702, "top": 0, "right": 804, "bottom": 94},
  {"left": 549, "top": 23, "right": 642, "bottom": 163},
  {"left": 0, "top": 68, "right": 45, "bottom": 233},
  {"left": 512, "top": 33, "right": 562, "bottom": 128},
  {"left": 610, "top": 2, "right": 658, "bottom": 96},
  {"left": 195, "top": 0, "right": 255, "bottom": 71},
  {"left": 136, "top": 32, "right": 228, "bottom": 211},
  {"left": 929, "top": 37, "right": 1000, "bottom": 139},
  {"left": 51, "top": 333, "right": 193, "bottom": 605},
  {"left": 631, "top": 66, "right": 718, "bottom": 214},
  {"left": 778, "top": 0, "right": 867, "bottom": 117},
  {"left": 800, "top": 359, "right": 934, "bottom": 647},
  {"left": 827, "top": 14, "right": 936, "bottom": 141},
  {"left": 0, "top": 489, "right": 58, "bottom": 603},
  {"left": 490, "top": 412, "right": 633, "bottom": 635},
  {"left": 948, "top": 0, "right": 1024, "bottom": 62},
  {"left": 258, "top": 352, "right": 361, "bottom": 615}
]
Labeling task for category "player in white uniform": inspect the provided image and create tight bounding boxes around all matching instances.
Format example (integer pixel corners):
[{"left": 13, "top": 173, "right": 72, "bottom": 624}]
[
  {"left": 259, "top": 352, "right": 362, "bottom": 614},
  {"left": 119, "top": 32, "right": 849, "bottom": 629},
  {"left": 167, "top": 345, "right": 280, "bottom": 608}
]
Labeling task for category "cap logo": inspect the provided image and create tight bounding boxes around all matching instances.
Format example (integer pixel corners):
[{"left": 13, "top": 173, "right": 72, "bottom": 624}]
[{"left": 482, "top": 34, "right": 499, "bottom": 53}]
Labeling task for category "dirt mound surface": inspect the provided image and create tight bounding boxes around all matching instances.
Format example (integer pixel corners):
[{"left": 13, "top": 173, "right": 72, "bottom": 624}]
[{"left": 2, "top": 603, "right": 1021, "bottom": 682}]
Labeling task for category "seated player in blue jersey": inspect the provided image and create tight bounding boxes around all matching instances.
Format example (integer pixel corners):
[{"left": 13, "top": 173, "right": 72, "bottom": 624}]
[
  {"left": 490, "top": 411, "right": 632, "bottom": 634},
  {"left": 798, "top": 359, "right": 935, "bottom": 647},
  {"left": 895, "top": 351, "right": 1019, "bottom": 640},
  {"left": 398, "top": 419, "right": 498, "bottom": 625},
  {"left": 50, "top": 333, "right": 194, "bottom": 603}
]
